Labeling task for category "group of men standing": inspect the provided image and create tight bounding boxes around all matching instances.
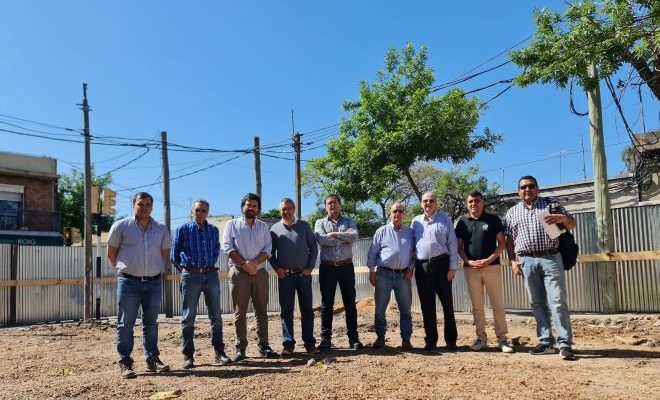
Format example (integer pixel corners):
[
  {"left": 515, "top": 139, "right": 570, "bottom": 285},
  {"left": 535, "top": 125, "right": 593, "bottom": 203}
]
[{"left": 107, "top": 174, "right": 576, "bottom": 378}]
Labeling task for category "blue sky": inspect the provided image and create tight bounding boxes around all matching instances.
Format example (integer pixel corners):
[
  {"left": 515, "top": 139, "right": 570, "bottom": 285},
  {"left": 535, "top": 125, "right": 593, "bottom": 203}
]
[{"left": 1, "top": 1, "right": 657, "bottom": 225}]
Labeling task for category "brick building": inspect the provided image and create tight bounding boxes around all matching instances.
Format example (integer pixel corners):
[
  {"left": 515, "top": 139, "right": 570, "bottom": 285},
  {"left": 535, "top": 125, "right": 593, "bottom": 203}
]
[{"left": 0, "top": 151, "right": 62, "bottom": 245}]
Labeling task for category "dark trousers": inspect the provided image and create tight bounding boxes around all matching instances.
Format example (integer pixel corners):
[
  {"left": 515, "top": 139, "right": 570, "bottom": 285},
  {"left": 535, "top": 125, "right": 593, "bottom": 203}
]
[
  {"left": 319, "top": 263, "right": 359, "bottom": 343},
  {"left": 278, "top": 273, "right": 315, "bottom": 347},
  {"left": 415, "top": 256, "right": 457, "bottom": 346}
]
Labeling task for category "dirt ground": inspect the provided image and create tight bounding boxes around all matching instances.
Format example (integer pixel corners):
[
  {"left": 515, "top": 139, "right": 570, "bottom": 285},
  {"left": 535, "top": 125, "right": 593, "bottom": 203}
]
[{"left": 0, "top": 299, "right": 658, "bottom": 400}]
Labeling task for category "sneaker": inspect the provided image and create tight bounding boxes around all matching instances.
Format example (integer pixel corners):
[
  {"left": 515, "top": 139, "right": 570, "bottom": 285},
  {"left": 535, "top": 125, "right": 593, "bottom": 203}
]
[
  {"left": 232, "top": 349, "right": 246, "bottom": 363},
  {"left": 215, "top": 350, "right": 232, "bottom": 365},
  {"left": 318, "top": 339, "right": 332, "bottom": 352},
  {"left": 469, "top": 338, "right": 486, "bottom": 351},
  {"left": 350, "top": 341, "right": 364, "bottom": 350},
  {"left": 372, "top": 336, "right": 385, "bottom": 349},
  {"left": 559, "top": 347, "right": 576, "bottom": 361},
  {"left": 281, "top": 345, "right": 295, "bottom": 357},
  {"left": 120, "top": 363, "right": 136, "bottom": 379},
  {"left": 145, "top": 357, "right": 170, "bottom": 373},
  {"left": 182, "top": 354, "right": 195, "bottom": 369},
  {"left": 401, "top": 340, "right": 413, "bottom": 350},
  {"left": 259, "top": 345, "right": 279, "bottom": 358},
  {"left": 304, "top": 344, "right": 320, "bottom": 354},
  {"left": 499, "top": 341, "right": 515, "bottom": 354},
  {"left": 529, "top": 343, "right": 557, "bottom": 355}
]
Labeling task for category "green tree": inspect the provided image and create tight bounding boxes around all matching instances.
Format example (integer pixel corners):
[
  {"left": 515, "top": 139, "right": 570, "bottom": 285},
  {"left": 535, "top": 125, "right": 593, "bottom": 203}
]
[
  {"left": 57, "top": 170, "right": 114, "bottom": 235},
  {"left": 510, "top": 0, "right": 659, "bottom": 99},
  {"left": 303, "top": 44, "right": 501, "bottom": 216},
  {"left": 434, "top": 166, "right": 500, "bottom": 221},
  {"left": 260, "top": 208, "right": 281, "bottom": 221}
]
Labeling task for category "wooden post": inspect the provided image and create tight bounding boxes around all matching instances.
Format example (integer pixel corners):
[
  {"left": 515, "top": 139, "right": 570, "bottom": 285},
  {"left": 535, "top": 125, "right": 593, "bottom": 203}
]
[
  {"left": 586, "top": 64, "right": 617, "bottom": 313},
  {"left": 9, "top": 244, "right": 18, "bottom": 325},
  {"left": 161, "top": 131, "right": 173, "bottom": 318}
]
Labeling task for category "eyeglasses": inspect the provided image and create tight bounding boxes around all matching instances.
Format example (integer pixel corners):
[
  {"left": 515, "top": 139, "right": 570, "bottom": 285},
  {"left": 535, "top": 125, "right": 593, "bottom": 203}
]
[
  {"left": 194, "top": 208, "right": 208, "bottom": 213},
  {"left": 391, "top": 209, "right": 404, "bottom": 214},
  {"left": 519, "top": 184, "right": 537, "bottom": 190},
  {"left": 422, "top": 199, "right": 436, "bottom": 203}
]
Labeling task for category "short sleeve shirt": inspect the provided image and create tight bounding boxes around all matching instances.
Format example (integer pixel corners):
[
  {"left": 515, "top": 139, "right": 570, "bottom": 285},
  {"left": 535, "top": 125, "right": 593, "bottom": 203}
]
[
  {"left": 107, "top": 216, "right": 171, "bottom": 277},
  {"left": 455, "top": 212, "right": 503, "bottom": 265}
]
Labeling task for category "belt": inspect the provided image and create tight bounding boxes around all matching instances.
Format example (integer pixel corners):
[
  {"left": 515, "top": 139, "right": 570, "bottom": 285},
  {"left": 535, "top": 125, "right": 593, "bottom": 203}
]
[
  {"left": 378, "top": 266, "right": 406, "bottom": 273},
  {"left": 321, "top": 259, "right": 353, "bottom": 267},
  {"left": 518, "top": 249, "right": 559, "bottom": 257},
  {"left": 182, "top": 267, "right": 218, "bottom": 274},
  {"left": 284, "top": 268, "right": 304, "bottom": 275},
  {"left": 417, "top": 254, "right": 449, "bottom": 263},
  {"left": 119, "top": 272, "right": 161, "bottom": 282}
]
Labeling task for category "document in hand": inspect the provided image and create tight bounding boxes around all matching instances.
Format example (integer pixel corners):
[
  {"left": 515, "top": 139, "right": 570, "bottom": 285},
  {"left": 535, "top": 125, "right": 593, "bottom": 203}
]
[{"left": 537, "top": 210, "right": 565, "bottom": 239}]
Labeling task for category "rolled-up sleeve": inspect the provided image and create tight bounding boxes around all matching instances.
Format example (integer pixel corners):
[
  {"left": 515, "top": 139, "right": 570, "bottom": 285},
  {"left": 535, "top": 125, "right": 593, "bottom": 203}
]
[
  {"left": 314, "top": 219, "right": 341, "bottom": 246},
  {"left": 367, "top": 231, "right": 381, "bottom": 272},
  {"left": 306, "top": 225, "right": 319, "bottom": 269},
  {"left": 221, "top": 220, "right": 236, "bottom": 255},
  {"left": 170, "top": 226, "right": 183, "bottom": 265}
]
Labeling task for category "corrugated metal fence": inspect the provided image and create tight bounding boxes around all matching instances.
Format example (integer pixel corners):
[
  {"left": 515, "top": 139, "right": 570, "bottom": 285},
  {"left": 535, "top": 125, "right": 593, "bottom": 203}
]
[{"left": 1, "top": 205, "right": 658, "bottom": 325}]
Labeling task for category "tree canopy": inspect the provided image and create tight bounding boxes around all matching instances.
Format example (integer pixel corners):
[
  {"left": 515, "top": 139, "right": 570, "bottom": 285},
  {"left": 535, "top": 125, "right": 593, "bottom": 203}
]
[
  {"left": 303, "top": 43, "right": 502, "bottom": 211},
  {"left": 57, "top": 170, "right": 114, "bottom": 235},
  {"left": 510, "top": 0, "right": 659, "bottom": 99}
]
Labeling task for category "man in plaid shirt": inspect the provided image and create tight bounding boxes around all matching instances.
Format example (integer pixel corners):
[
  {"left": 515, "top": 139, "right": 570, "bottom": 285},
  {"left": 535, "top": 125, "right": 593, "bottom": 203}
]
[{"left": 504, "top": 176, "right": 577, "bottom": 361}]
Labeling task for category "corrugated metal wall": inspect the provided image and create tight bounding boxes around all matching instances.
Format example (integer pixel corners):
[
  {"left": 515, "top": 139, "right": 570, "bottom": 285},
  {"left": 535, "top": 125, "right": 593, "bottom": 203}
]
[{"left": 1, "top": 205, "right": 658, "bottom": 325}]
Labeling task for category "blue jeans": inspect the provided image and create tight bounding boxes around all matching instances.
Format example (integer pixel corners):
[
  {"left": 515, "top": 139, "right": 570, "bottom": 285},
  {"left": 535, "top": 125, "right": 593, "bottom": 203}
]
[
  {"left": 278, "top": 273, "right": 315, "bottom": 347},
  {"left": 180, "top": 270, "right": 225, "bottom": 356},
  {"left": 374, "top": 269, "right": 412, "bottom": 340},
  {"left": 521, "top": 252, "right": 573, "bottom": 349},
  {"left": 116, "top": 276, "right": 162, "bottom": 365},
  {"left": 319, "top": 263, "right": 359, "bottom": 343}
]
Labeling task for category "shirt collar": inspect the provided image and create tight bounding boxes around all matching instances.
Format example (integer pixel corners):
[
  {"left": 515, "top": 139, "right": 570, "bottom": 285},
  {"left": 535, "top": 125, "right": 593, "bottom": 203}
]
[
  {"left": 423, "top": 211, "right": 437, "bottom": 222},
  {"left": 281, "top": 218, "right": 298, "bottom": 226}
]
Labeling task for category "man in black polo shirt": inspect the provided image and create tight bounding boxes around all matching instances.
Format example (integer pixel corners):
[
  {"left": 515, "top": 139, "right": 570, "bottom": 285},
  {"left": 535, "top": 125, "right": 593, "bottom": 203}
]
[{"left": 455, "top": 191, "right": 513, "bottom": 353}]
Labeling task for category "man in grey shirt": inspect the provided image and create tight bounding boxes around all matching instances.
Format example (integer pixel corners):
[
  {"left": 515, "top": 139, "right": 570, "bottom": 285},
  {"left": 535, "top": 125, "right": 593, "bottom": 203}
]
[
  {"left": 107, "top": 192, "right": 171, "bottom": 379},
  {"left": 269, "top": 198, "right": 319, "bottom": 355},
  {"left": 314, "top": 194, "right": 363, "bottom": 351}
]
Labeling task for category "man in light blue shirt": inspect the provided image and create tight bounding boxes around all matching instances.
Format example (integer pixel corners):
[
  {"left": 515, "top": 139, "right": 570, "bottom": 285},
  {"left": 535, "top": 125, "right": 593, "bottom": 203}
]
[
  {"left": 411, "top": 191, "right": 459, "bottom": 352},
  {"left": 221, "top": 193, "right": 276, "bottom": 361},
  {"left": 107, "top": 192, "right": 171, "bottom": 379},
  {"left": 367, "top": 202, "right": 415, "bottom": 350}
]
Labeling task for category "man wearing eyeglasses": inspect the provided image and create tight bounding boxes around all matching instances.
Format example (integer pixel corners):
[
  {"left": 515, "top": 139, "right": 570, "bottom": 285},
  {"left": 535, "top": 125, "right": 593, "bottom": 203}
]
[
  {"left": 504, "top": 175, "right": 576, "bottom": 361},
  {"left": 411, "top": 192, "right": 459, "bottom": 352},
  {"left": 367, "top": 203, "right": 415, "bottom": 350},
  {"left": 171, "top": 199, "right": 231, "bottom": 369}
]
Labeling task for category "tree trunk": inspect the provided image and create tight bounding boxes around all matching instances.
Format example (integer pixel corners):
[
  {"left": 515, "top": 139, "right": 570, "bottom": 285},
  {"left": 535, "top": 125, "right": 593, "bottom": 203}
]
[
  {"left": 626, "top": 53, "right": 660, "bottom": 100},
  {"left": 404, "top": 168, "right": 422, "bottom": 201},
  {"left": 378, "top": 201, "right": 388, "bottom": 224}
]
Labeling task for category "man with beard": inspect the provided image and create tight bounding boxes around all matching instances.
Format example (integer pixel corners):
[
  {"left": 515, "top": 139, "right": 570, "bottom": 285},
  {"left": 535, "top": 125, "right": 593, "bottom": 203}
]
[{"left": 222, "top": 193, "right": 277, "bottom": 361}]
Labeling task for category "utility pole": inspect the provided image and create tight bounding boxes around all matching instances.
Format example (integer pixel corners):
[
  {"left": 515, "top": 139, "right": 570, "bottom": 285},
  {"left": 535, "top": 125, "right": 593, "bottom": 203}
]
[
  {"left": 254, "top": 136, "right": 262, "bottom": 199},
  {"left": 81, "top": 83, "right": 93, "bottom": 322},
  {"left": 161, "top": 131, "right": 173, "bottom": 317},
  {"left": 586, "top": 64, "right": 617, "bottom": 313},
  {"left": 293, "top": 131, "right": 302, "bottom": 219}
]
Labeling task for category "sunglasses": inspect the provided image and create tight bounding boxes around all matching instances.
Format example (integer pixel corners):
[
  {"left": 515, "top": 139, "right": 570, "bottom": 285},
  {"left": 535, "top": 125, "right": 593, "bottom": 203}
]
[
  {"left": 391, "top": 209, "right": 404, "bottom": 214},
  {"left": 519, "top": 184, "right": 537, "bottom": 190},
  {"left": 194, "top": 208, "right": 208, "bottom": 213}
]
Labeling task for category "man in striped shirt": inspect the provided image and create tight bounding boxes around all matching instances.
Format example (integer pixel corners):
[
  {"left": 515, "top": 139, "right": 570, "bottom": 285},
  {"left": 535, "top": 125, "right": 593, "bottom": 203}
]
[
  {"left": 504, "top": 176, "right": 576, "bottom": 361},
  {"left": 171, "top": 199, "right": 231, "bottom": 369}
]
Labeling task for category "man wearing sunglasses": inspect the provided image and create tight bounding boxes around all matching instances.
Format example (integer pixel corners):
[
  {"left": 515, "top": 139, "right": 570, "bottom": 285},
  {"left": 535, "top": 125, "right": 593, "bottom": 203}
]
[
  {"left": 367, "top": 203, "right": 415, "bottom": 350},
  {"left": 171, "top": 199, "right": 231, "bottom": 369},
  {"left": 411, "top": 192, "right": 459, "bottom": 352},
  {"left": 504, "top": 176, "right": 577, "bottom": 361}
]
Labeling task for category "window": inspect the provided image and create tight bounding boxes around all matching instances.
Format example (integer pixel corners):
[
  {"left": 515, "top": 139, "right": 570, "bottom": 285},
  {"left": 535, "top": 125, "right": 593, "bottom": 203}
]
[{"left": 0, "top": 185, "right": 24, "bottom": 230}]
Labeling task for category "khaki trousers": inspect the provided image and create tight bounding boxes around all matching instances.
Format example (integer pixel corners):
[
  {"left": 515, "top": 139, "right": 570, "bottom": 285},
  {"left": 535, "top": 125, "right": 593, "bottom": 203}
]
[
  {"left": 465, "top": 264, "right": 508, "bottom": 343},
  {"left": 229, "top": 267, "right": 270, "bottom": 350}
]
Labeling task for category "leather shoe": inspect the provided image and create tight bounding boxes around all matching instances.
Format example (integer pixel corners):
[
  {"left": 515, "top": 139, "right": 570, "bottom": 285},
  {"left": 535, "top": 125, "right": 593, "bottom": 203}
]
[
  {"left": 372, "top": 336, "right": 385, "bottom": 349},
  {"left": 401, "top": 340, "right": 413, "bottom": 350},
  {"left": 232, "top": 349, "right": 246, "bottom": 363},
  {"left": 350, "top": 341, "right": 364, "bottom": 350},
  {"left": 445, "top": 343, "right": 458, "bottom": 351},
  {"left": 259, "top": 345, "right": 279, "bottom": 358},
  {"left": 318, "top": 339, "right": 332, "bottom": 352},
  {"left": 182, "top": 354, "right": 195, "bottom": 369},
  {"left": 424, "top": 343, "right": 438, "bottom": 353},
  {"left": 215, "top": 350, "right": 232, "bottom": 365}
]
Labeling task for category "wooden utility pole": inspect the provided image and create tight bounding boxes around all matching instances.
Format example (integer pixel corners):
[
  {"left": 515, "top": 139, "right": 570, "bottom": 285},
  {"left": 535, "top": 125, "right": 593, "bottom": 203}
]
[
  {"left": 161, "top": 131, "right": 173, "bottom": 317},
  {"left": 293, "top": 131, "right": 302, "bottom": 219},
  {"left": 254, "top": 136, "right": 262, "bottom": 199},
  {"left": 586, "top": 64, "right": 617, "bottom": 313},
  {"left": 81, "top": 83, "right": 93, "bottom": 321}
]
